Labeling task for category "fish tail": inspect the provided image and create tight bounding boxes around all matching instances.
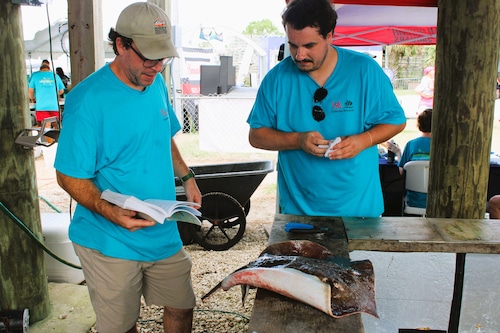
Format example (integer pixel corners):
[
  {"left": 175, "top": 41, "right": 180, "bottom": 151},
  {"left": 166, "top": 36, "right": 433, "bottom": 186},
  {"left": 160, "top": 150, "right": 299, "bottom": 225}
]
[{"left": 201, "top": 281, "right": 223, "bottom": 301}]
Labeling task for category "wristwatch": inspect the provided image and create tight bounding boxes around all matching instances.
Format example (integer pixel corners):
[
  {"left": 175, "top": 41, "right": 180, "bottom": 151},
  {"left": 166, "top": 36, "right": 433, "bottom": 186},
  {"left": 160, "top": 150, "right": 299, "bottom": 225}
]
[{"left": 180, "top": 168, "right": 195, "bottom": 183}]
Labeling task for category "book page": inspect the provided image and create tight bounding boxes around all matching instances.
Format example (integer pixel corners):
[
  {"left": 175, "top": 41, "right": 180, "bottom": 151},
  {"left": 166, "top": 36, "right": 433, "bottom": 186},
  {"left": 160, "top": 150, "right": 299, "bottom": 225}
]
[
  {"left": 145, "top": 199, "right": 200, "bottom": 216},
  {"left": 167, "top": 211, "right": 202, "bottom": 226},
  {"left": 101, "top": 189, "right": 201, "bottom": 225},
  {"left": 101, "top": 190, "right": 167, "bottom": 224}
]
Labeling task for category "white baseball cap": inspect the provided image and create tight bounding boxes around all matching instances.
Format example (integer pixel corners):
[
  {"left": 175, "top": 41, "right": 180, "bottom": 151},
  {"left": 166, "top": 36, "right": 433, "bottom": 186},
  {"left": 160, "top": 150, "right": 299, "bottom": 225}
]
[{"left": 116, "top": 2, "right": 179, "bottom": 59}]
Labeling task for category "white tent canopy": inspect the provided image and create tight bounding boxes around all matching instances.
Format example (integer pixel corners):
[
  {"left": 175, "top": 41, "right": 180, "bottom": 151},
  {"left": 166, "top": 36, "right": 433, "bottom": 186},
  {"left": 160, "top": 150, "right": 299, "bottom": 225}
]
[{"left": 24, "top": 19, "right": 69, "bottom": 58}]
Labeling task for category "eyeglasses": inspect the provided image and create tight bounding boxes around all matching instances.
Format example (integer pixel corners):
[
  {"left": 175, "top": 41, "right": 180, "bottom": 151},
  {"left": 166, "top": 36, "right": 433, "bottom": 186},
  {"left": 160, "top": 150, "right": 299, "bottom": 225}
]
[
  {"left": 129, "top": 44, "right": 173, "bottom": 69},
  {"left": 312, "top": 87, "right": 328, "bottom": 122}
]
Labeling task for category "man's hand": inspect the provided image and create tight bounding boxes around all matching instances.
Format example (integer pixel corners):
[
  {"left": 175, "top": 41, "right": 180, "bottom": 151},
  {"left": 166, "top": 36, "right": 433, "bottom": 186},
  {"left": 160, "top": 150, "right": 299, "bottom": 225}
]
[
  {"left": 107, "top": 204, "right": 156, "bottom": 232},
  {"left": 325, "top": 134, "right": 366, "bottom": 159},
  {"left": 299, "top": 131, "right": 330, "bottom": 157}
]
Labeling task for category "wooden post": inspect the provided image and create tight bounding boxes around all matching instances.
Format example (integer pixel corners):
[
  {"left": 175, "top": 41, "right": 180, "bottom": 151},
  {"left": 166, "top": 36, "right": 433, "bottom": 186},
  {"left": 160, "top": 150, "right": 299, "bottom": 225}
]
[
  {"left": 68, "top": 0, "right": 97, "bottom": 86},
  {"left": 429, "top": 1, "right": 499, "bottom": 332},
  {"left": 0, "top": 0, "right": 50, "bottom": 323},
  {"left": 427, "top": 0, "right": 500, "bottom": 219}
]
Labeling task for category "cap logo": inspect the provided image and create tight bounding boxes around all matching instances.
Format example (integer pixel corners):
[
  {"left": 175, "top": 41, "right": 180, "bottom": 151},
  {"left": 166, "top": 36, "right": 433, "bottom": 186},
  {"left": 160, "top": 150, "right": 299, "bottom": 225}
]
[{"left": 154, "top": 19, "right": 167, "bottom": 35}]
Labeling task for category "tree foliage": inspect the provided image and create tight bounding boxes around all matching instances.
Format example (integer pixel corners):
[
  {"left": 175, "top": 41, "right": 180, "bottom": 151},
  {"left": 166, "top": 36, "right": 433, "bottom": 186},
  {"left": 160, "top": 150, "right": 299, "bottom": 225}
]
[
  {"left": 387, "top": 45, "right": 436, "bottom": 78},
  {"left": 242, "top": 19, "right": 284, "bottom": 37}
]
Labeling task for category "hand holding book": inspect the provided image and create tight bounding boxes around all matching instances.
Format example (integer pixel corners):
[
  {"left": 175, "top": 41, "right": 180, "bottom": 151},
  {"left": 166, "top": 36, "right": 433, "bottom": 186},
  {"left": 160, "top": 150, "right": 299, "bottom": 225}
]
[{"left": 101, "top": 189, "right": 201, "bottom": 226}]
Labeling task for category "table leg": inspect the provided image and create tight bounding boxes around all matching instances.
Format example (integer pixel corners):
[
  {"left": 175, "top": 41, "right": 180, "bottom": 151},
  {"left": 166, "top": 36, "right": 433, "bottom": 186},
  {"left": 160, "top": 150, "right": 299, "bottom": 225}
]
[{"left": 448, "top": 253, "right": 466, "bottom": 333}]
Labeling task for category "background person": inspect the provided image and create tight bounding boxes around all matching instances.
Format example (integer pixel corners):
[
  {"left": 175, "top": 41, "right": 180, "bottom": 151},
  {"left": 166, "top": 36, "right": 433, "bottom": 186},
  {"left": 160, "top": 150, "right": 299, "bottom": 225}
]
[
  {"left": 56, "top": 67, "right": 71, "bottom": 97},
  {"left": 387, "top": 108, "right": 432, "bottom": 209},
  {"left": 247, "top": 0, "right": 406, "bottom": 217},
  {"left": 489, "top": 195, "right": 500, "bottom": 219},
  {"left": 54, "top": 3, "right": 201, "bottom": 333},
  {"left": 415, "top": 66, "right": 435, "bottom": 114},
  {"left": 28, "top": 63, "right": 65, "bottom": 126}
]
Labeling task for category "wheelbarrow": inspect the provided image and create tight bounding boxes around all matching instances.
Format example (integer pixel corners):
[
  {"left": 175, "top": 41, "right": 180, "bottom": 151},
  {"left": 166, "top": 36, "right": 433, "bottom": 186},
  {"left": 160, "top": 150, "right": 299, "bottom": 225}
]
[{"left": 175, "top": 160, "right": 274, "bottom": 251}]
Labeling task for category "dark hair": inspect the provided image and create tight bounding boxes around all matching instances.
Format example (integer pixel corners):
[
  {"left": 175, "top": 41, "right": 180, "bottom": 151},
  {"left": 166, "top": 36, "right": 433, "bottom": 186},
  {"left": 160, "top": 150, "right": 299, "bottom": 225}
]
[
  {"left": 282, "top": 0, "right": 338, "bottom": 39},
  {"left": 418, "top": 109, "right": 432, "bottom": 133},
  {"left": 108, "top": 28, "right": 133, "bottom": 56},
  {"left": 56, "top": 67, "right": 65, "bottom": 76}
]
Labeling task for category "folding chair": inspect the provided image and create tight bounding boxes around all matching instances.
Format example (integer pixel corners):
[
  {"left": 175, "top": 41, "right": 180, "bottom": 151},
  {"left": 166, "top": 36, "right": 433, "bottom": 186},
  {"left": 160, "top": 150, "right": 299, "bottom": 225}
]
[
  {"left": 403, "top": 160, "right": 430, "bottom": 216},
  {"left": 15, "top": 116, "right": 60, "bottom": 149}
]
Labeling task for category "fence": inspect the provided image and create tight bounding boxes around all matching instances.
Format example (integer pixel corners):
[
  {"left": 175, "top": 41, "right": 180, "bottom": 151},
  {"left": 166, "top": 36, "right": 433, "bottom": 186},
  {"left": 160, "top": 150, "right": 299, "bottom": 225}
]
[
  {"left": 392, "top": 78, "right": 421, "bottom": 90},
  {"left": 177, "top": 96, "right": 199, "bottom": 133},
  {"left": 174, "top": 91, "right": 262, "bottom": 153}
]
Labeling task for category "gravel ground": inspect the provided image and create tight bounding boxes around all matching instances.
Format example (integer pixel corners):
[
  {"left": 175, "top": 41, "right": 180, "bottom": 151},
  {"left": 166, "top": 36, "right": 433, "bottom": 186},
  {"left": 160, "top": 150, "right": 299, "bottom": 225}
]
[{"left": 35, "top": 143, "right": 278, "bottom": 333}]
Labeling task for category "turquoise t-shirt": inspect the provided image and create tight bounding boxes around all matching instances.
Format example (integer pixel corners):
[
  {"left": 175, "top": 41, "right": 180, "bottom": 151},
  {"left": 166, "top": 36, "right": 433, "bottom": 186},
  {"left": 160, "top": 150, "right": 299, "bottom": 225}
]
[
  {"left": 398, "top": 136, "right": 431, "bottom": 208},
  {"left": 28, "top": 70, "right": 65, "bottom": 111},
  {"left": 247, "top": 47, "right": 406, "bottom": 217},
  {"left": 54, "top": 64, "right": 182, "bottom": 261}
]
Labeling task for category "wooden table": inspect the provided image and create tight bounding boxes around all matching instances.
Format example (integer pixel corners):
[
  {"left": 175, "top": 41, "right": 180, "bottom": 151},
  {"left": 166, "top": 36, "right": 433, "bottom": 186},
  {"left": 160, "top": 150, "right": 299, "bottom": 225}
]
[{"left": 248, "top": 214, "right": 500, "bottom": 333}]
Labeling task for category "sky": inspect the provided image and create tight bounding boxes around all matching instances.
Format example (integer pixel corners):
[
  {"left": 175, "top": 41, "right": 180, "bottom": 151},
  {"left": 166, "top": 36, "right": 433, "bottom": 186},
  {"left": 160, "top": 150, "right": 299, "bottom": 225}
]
[{"left": 21, "top": 0, "right": 287, "bottom": 40}]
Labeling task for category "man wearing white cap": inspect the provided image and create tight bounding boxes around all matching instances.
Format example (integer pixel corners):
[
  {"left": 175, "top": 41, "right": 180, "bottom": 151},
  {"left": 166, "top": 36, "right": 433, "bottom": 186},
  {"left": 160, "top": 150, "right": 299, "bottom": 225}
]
[{"left": 54, "top": 3, "right": 200, "bottom": 332}]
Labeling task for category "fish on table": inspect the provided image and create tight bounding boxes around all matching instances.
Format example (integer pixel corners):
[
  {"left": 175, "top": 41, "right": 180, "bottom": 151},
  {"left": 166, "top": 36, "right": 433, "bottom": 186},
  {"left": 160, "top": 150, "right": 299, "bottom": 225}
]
[{"left": 202, "top": 240, "right": 378, "bottom": 319}]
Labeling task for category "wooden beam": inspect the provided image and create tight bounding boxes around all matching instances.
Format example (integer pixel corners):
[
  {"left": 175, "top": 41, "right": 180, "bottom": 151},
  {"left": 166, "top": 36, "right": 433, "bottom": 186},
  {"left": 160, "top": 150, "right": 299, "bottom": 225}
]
[
  {"left": 0, "top": 0, "right": 50, "bottom": 322},
  {"left": 67, "top": 0, "right": 97, "bottom": 86},
  {"left": 428, "top": 0, "right": 500, "bottom": 219}
]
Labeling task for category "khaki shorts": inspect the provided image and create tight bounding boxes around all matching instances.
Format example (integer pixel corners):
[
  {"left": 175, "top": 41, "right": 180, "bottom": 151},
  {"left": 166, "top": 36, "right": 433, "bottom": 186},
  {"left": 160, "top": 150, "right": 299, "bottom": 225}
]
[{"left": 74, "top": 244, "right": 196, "bottom": 333}]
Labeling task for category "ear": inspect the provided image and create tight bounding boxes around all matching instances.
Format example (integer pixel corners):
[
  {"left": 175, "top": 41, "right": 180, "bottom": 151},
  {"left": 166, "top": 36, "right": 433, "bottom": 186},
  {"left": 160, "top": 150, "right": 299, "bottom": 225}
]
[
  {"left": 116, "top": 37, "right": 129, "bottom": 55},
  {"left": 326, "top": 30, "right": 333, "bottom": 41}
]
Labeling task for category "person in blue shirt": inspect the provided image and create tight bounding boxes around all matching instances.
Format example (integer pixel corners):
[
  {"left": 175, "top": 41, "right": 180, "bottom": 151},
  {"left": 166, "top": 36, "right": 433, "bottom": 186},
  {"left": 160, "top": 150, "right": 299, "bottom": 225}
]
[
  {"left": 28, "top": 63, "right": 65, "bottom": 126},
  {"left": 247, "top": 0, "right": 406, "bottom": 217},
  {"left": 54, "top": 3, "right": 201, "bottom": 333},
  {"left": 388, "top": 108, "right": 432, "bottom": 209}
]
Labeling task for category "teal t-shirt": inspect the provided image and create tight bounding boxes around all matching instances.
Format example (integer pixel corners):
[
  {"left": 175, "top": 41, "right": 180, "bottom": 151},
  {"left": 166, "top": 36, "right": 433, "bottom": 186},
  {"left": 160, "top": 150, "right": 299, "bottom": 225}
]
[
  {"left": 247, "top": 47, "right": 406, "bottom": 217},
  {"left": 55, "top": 64, "right": 182, "bottom": 261},
  {"left": 28, "top": 70, "right": 65, "bottom": 111}
]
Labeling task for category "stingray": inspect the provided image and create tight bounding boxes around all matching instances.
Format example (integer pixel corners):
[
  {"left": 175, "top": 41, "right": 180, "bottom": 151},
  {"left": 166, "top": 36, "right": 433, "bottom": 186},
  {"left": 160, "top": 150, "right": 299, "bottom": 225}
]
[{"left": 202, "top": 240, "right": 378, "bottom": 318}]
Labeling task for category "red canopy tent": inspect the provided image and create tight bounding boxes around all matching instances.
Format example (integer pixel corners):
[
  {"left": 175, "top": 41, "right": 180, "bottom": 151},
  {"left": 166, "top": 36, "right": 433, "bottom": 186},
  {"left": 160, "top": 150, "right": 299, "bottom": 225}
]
[
  {"left": 333, "top": 4, "right": 437, "bottom": 45},
  {"left": 284, "top": 0, "right": 438, "bottom": 46}
]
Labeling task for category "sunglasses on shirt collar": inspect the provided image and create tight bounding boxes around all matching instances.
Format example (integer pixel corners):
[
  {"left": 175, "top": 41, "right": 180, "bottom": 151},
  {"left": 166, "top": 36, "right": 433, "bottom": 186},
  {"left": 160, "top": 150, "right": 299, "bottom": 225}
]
[{"left": 312, "top": 87, "right": 328, "bottom": 122}]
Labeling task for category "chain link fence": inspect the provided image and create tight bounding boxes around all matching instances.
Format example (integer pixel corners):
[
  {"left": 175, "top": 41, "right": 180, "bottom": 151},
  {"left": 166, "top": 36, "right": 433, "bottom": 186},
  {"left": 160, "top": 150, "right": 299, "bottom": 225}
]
[
  {"left": 174, "top": 91, "right": 262, "bottom": 153},
  {"left": 178, "top": 96, "right": 199, "bottom": 133},
  {"left": 392, "top": 78, "right": 421, "bottom": 90}
]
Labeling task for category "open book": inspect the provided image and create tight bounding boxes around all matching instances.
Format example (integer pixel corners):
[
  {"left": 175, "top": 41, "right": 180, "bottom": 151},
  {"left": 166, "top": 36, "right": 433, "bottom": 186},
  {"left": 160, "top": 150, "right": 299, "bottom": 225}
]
[{"left": 101, "top": 189, "right": 201, "bottom": 226}]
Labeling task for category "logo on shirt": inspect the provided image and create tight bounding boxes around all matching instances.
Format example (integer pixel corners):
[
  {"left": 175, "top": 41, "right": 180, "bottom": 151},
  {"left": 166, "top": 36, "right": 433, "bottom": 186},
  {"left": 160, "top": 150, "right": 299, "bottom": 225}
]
[
  {"left": 330, "top": 99, "right": 354, "bottom": 112},
  {"left": 160, "top": 108, "right": 169, "bottom": 120}
]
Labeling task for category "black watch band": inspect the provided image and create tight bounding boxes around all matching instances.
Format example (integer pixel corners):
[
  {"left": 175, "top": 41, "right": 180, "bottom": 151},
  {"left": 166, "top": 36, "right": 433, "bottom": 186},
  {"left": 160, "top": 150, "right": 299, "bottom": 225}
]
[{"left": 180, "top": 168, "right": 195, "bottom": 183}]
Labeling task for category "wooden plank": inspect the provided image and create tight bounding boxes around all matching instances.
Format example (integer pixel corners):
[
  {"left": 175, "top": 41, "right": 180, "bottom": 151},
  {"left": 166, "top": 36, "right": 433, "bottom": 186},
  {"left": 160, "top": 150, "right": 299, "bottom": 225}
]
[
  {"left": 427, "top": 218, "right": 500, "bottom": 253},
  {"left": 344, "top": 217, "right": 500, "bottom": 254},
  {"left": 343, "top": 216, "right": 446, "bottom": 252},
  {"left": 248, "top": 215, "right": 365, "bottom": 333}
]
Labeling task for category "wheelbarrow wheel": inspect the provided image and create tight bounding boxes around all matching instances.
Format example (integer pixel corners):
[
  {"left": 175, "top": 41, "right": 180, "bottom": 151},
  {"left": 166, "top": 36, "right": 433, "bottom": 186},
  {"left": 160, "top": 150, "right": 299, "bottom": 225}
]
[
  {"left": 191, "top": 191, "right": 246, "bottom": 251},
  {"left": 243, "top": 200, "right": 251, "bottom": 216}
]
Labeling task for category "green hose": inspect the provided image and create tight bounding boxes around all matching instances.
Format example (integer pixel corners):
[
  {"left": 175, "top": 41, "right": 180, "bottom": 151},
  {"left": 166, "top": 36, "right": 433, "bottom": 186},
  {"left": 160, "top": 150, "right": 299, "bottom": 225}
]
[
  {"left": 0, "top": 201, "right": 82, "bottom": 270},
  {"left": 39, "top": 196, "right": 62, "bottom": 213}
]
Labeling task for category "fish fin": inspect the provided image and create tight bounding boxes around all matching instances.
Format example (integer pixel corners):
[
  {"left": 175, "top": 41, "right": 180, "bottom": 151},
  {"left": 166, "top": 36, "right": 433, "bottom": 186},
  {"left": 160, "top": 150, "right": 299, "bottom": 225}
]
[
  {"left": 240, "top": 284, "right": 250, "bottom": 306},
  {"left": 201, "top": 281, "right": 223, "bottom": 302}
]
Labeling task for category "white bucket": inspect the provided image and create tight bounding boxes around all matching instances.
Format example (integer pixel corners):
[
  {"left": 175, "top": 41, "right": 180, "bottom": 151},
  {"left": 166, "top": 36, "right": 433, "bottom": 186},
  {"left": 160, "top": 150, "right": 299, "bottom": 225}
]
[
  {"left": 42, "top": 143, "right": 57, "bottom": 169},
  {"left": 41, "top": 213, "right": 85, "bottom": 284}
]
